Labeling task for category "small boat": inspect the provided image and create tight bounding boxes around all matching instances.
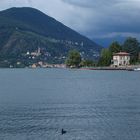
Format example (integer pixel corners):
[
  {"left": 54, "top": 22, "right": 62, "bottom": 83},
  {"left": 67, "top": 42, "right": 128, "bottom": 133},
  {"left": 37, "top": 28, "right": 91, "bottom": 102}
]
[{"left": 134, "top": 68, "right": 140, "bottom": 71}]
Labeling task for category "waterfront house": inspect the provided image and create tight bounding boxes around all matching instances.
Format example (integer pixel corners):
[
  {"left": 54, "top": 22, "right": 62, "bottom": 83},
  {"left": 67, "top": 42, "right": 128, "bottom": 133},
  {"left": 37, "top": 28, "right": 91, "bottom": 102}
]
[{"left": 112, "top": 52, "right": 130, "bottom": 67}]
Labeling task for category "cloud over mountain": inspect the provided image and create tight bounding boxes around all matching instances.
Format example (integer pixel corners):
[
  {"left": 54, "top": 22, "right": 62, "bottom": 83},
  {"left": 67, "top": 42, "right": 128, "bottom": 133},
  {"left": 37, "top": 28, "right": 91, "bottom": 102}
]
[{"left": 0, "top": 0, "right": 140, "bottom": 46}]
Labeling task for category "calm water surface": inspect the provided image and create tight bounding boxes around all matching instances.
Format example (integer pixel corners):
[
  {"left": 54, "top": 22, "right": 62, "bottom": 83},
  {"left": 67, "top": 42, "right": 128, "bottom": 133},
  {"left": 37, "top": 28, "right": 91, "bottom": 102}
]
[{"left": 0, "top": 68, "right": 140, "bottom": 140}]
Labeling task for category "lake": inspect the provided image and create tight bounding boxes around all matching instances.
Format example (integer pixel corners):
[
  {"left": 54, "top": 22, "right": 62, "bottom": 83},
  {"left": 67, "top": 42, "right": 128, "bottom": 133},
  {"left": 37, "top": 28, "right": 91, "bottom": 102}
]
[{"left": 0, "top": 68, "right": 140, "bottom": 140}]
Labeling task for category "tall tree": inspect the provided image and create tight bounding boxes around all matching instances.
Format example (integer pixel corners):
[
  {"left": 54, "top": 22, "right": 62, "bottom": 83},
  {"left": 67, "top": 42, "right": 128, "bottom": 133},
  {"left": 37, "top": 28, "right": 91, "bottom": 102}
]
[
  {"left": 109, "top": 41, "right": 122, "bottom": 54},
  {"left": 122, "top": 37, "right": 140, "bottom": 63},
  {"left": 65, "top": 50, "right": 81, "bottom": 68},
  {"left": 98, "top": 48, "right": 112, "bottom": 66}
]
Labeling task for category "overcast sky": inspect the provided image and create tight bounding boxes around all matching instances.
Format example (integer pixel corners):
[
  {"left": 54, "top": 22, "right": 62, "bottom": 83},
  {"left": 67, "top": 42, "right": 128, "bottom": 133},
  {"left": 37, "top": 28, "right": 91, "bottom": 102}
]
[{"left": 0, "top": 0, "right": 140, "bottom": 46}]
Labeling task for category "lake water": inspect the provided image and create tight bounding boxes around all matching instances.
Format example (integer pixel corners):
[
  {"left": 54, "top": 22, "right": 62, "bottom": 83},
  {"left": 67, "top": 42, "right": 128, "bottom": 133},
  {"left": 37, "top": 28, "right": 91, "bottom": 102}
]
[{"left": 0, "top": 68, "right": 140, "bottom": 140}]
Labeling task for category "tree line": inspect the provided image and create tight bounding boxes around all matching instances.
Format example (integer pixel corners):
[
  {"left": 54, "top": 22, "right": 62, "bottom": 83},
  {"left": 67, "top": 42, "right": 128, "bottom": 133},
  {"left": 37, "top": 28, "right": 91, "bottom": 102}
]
[
  {"left": 98, "top": 37, "right": 140, "bottom": 66},
  {"left": 65, "top": 37, "right": 140, "bottom": 68}
]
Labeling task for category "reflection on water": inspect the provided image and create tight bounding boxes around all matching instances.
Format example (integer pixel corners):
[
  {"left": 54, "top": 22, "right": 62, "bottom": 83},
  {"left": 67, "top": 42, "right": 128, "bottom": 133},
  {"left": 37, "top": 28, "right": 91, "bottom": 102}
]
[{"left": 0, "top": 69, "right": 140, "bottom": 140}]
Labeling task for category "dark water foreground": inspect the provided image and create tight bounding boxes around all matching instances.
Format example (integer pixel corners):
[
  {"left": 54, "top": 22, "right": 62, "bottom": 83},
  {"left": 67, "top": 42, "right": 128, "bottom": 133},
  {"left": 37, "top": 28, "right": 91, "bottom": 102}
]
[{"left": 0, "top": 69, "right": 140, "bottom": 140}]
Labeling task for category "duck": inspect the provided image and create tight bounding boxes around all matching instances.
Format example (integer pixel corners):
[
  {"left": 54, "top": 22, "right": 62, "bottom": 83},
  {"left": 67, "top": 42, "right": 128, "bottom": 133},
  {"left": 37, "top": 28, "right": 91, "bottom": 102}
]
[{"left": 61, "top": 129, "right": 67, "bottom": 135}]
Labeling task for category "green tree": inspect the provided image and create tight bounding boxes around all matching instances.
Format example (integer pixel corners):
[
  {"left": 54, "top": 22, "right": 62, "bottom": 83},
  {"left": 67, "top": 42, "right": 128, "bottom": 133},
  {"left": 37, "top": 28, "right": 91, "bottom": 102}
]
[
  {"left": 80, "top": 59, "right": 96, "bottom": 67},
  {"left": 122, "top": 37, "right": 140, "bottom": 63},
  {"left": 109, "top": 41, "right": 122, "bottom": 54},
  {"left": 98, "top": 48, "right": 112, "bottom": 66},
  {"left": 65, "top": 50, "right": 81, "bottom": 68}
]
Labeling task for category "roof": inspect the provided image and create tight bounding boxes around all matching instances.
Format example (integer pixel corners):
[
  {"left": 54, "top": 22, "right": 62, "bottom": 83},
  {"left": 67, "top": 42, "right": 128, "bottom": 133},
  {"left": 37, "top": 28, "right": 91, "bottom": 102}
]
[{"left": 113, "top": 52, "right": 130, "bottom": 56}]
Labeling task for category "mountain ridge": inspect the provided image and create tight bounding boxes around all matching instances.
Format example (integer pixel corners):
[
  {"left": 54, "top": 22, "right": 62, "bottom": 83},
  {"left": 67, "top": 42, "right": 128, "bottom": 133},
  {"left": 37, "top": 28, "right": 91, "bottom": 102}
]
[{"left": 0, "top": 7, "right": 101, "bottom": 67}]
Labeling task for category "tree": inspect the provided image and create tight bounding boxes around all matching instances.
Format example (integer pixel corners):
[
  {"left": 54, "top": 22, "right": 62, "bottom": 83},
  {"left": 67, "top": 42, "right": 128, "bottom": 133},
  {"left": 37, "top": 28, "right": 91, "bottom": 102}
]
[
  {"left": 109, "top": 41, "right": 122, "bottom": 54},
  {"left": 80, "top": 59, "right": 96, "bottom": 67},
  {"left": 122, "top": 37, "right": 140, "bottom": 63},
  {"left": 65, "top": 50, "right": 81, "bottom": 68},
  {"left": 98, "top": 48, "right": 112, "bottom": 66}
]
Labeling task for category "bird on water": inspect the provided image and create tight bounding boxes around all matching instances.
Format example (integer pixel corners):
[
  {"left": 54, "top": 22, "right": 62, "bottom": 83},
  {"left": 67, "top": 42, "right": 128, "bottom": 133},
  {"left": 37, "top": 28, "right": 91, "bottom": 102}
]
[{"left": 61, "top": 129, "right": 67, "bottom": 135}]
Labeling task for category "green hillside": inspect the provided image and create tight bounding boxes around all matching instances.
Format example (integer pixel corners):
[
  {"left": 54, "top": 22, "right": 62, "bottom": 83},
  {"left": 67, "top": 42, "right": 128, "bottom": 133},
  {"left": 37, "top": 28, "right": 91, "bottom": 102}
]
[{"left": 0, "top": 7, "right": 101, "bottom": 67}]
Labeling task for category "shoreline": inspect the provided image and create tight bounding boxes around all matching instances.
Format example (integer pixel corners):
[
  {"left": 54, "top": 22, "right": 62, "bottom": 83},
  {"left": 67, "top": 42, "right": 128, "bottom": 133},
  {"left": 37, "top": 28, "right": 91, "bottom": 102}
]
[
  {"left": 80, "top": 65, "right": 140, "bottom": 71},
  {"left": 0, "top": 65, "right": 140, "bottom": 71}
]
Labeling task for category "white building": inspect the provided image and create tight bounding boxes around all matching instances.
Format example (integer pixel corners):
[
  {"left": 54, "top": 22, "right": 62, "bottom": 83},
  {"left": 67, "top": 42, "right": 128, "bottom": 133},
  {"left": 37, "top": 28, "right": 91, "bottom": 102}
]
[
  {"left": 112, "top": 52, "right": 130, "bottom": 67},
  {"left": 31, "top": 48, "right": 41, "bottom": 57}
]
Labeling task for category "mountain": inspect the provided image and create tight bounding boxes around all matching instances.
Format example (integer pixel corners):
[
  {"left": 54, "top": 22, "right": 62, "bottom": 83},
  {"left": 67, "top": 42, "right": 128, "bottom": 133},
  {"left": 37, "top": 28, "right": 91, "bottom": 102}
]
[{"left": 0, "top": 7, "right": 101, "bottom": 67}]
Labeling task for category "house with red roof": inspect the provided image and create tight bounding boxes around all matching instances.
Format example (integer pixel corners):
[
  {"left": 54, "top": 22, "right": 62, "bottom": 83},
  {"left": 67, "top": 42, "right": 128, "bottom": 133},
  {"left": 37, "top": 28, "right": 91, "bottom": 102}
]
[{"left": 112, "top": 52, "right": 130, "bottom": 67}]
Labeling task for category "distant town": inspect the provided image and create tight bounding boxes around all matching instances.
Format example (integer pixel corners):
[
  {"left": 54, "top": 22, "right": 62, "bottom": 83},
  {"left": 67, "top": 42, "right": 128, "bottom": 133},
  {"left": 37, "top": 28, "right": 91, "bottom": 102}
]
[{"left": 4, "top": 37, "right": 140, "bottom": 70}]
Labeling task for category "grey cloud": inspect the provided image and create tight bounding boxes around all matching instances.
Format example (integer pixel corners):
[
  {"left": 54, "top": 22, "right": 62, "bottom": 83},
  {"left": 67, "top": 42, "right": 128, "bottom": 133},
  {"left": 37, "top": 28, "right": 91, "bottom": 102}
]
[
  {"left": 62, "top": 0, "right": 114, "bottom": 8},
  {"left": 60, "top": 0, "right": 140, "bottom": 40}
]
